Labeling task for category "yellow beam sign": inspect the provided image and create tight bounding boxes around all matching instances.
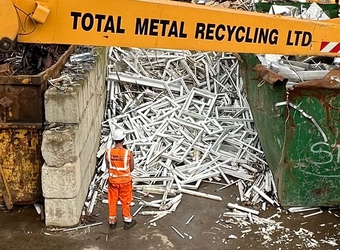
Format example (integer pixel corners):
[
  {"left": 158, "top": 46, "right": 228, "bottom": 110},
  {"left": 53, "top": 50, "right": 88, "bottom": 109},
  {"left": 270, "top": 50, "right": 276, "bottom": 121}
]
[{"left": 15, "top": 0, "right": 340, "bottom": 56}]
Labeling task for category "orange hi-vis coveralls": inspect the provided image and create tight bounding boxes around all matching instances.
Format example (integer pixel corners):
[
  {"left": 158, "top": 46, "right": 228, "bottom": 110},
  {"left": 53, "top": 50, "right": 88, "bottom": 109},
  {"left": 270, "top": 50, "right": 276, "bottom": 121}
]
[{"left": 106, "top": 147, "right": 133, "bottom": 224}]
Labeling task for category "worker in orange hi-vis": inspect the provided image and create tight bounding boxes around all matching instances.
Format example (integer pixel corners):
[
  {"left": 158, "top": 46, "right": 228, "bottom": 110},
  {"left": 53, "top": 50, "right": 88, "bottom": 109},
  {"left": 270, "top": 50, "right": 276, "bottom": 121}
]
[{"left": 105, "top": 128, "right": 137, "bottom": 230}]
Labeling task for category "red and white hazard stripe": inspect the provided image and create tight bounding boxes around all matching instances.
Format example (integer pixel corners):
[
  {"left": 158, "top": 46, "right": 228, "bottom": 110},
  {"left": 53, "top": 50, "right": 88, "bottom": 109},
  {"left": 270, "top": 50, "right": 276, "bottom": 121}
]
[{"left": 320, "top": 41, "right": 340, "bottom": 53}]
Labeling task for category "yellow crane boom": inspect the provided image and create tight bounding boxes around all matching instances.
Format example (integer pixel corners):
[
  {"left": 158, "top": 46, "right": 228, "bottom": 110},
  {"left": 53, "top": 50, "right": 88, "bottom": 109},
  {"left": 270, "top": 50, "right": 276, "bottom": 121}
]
[{"left": 1, "top": 0, "right": 340, "bottom": 56}]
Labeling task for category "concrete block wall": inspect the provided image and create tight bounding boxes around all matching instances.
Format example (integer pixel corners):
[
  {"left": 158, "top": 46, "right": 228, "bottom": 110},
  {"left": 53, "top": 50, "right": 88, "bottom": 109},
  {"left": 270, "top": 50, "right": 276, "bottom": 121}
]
[{"left": 41, "top": 47, "right": 107, "bottom": 227}]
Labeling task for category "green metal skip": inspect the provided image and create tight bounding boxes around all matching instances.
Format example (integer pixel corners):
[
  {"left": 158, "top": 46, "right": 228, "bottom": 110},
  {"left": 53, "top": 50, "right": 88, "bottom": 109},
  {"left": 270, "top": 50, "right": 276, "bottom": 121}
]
[{"left": 240, "top": 54, "right": 340, "bottom": 207}]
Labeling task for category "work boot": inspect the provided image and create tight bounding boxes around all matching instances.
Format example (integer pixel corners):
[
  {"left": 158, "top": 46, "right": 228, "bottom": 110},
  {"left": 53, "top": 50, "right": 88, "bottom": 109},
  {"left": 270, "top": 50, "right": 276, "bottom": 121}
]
[
  {"left": 124, "top": 219, "right": 137, "bottom": 230},
  {"left": 109, "top": 222, "right": 117, "bottom": 229}
]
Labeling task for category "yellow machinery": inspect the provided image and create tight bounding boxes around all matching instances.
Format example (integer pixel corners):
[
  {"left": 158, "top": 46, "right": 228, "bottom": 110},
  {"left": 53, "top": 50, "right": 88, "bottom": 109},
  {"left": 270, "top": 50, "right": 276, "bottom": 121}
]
[{"left": 1, "top": 0, "right": 340, "bottom": 56}]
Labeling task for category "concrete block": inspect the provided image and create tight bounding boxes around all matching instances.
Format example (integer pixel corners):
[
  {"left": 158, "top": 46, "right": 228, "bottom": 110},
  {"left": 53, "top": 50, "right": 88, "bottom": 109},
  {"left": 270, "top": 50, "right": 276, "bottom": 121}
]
[
  {"left": 44, "top": 198, "right": 81, "bottom": 227},
  {"left": 42, "top": 121, "right": 100, "bottom": 199},
  {"left": 44, "top": 75, "right": 98, "bottom": 125},
  {"left": 41, "top": 125, "right": 78, "bottom": 167},
  {"left": 83, "top": 79, "right": 89, "bottom": 114},
  {"left": 45, "top": 86, "right": 81, "bottom": 124},
  {"left": 88, "top": 72, "right": 95, "bottom": 96},
  {"left": 42, "top": 96, "right": 98, "bottom": 167},
  {"left": 78, "top": 83, "right": 85, "bottom": 122},
  {"left": 44, "top": 148, "right": 97, "bottom": 227},
  {"left": 42, "top": 160, "right": 81, "bottom": 199},
  {"left": 87, "top": 132, "right": 100, "bottom": 176},
  {"left": 97, "top": 95, "right": 106, "bottom": 123},
  {"left": 78, "top": 121, "right": 97, "bottom": 179}
]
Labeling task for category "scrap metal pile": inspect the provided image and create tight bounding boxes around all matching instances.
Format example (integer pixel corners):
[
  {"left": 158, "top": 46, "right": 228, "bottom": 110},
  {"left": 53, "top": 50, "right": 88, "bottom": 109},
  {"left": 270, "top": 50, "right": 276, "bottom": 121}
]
[
  {"left": 47, "top": 46, "right": 97, "bottom": 92},
  {"left": 85, "top": 47, "right": 279, "bottom": 223},
  {"left": 0, "top": 44, "right": 70, "bottom": 76},
  {"left": 256, "top": 2, "right": 340, "bottom": 89}
]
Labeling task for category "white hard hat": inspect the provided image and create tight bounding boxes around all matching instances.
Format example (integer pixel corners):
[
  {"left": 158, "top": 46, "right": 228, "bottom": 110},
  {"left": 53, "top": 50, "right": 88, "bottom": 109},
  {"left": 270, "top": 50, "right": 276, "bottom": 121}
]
[{"left": 112, "top": 129, "right": 125, "bottom": 141}]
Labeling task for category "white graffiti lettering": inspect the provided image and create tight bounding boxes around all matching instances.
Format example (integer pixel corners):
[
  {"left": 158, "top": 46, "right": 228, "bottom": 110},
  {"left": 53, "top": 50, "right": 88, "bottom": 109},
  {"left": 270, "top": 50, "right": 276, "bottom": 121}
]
[{"left": 309, "top": 141, "right": 339, "bottom": 165}]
